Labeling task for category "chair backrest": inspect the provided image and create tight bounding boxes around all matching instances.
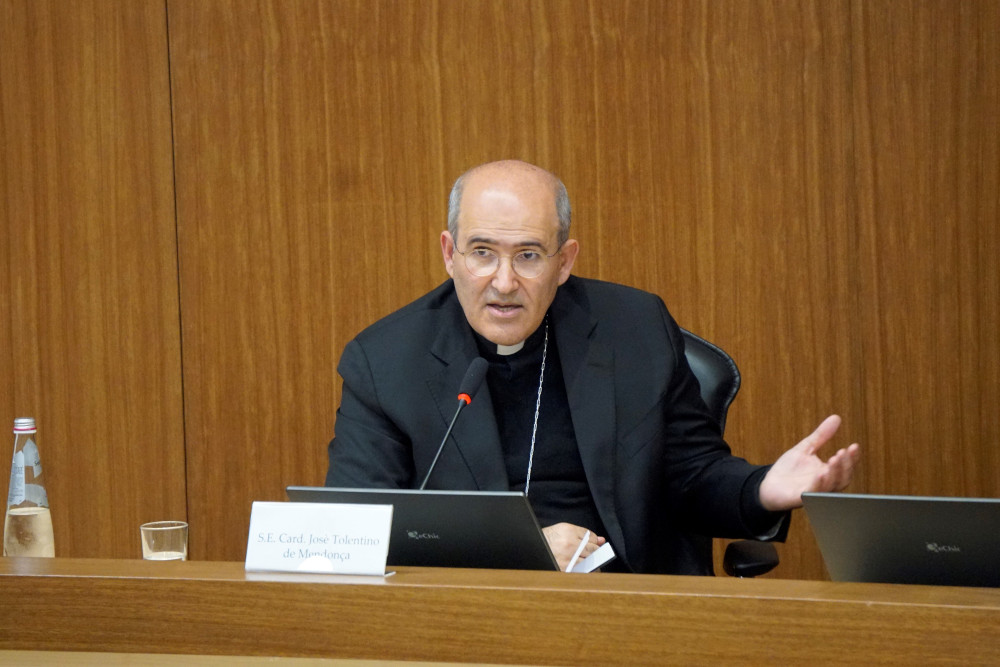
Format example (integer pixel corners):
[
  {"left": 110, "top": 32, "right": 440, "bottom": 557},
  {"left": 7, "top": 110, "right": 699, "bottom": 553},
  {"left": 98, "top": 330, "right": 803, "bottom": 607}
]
[
  {"left": 679, "top": 329, "right": 778, "bottom": 578},
  {"left": 680, "top": 329, "right": 741, "bottom": 434}
]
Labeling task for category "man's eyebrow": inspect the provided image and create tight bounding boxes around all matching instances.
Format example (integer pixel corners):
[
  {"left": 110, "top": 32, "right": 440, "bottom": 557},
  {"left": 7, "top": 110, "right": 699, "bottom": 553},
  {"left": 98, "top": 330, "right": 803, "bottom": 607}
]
[{"left": 465, "top": 236, "right": 546, "bottom": 249}]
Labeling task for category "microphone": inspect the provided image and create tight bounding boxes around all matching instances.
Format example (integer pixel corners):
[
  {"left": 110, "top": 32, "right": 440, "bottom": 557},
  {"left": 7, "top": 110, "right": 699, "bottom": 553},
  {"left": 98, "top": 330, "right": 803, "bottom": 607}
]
[{"left": 419, "top": 357, "right": 489, "bottom": 490}]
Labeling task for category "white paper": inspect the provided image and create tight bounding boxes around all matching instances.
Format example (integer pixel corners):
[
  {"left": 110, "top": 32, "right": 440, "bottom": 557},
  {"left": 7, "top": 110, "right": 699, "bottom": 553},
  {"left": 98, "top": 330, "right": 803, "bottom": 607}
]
[
  {"left": 245, "top": 501, "right": 392, "bottom": 575},
  {"left": 571, "top": 542, "right": 616, "bottom": 573}
]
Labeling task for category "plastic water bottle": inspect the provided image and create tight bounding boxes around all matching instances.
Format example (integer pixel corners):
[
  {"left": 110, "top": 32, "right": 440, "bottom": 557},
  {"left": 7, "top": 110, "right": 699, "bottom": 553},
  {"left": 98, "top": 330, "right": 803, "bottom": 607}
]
[{"left": 4, "top": 418, "right": 55, "bottom": 557}]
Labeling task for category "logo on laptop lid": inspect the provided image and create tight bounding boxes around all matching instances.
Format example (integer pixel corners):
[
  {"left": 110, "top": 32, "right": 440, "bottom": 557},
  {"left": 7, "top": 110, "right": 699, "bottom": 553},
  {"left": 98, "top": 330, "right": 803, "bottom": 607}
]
[{"left": 407, "top": 530, "right": 440, "bottom": 540}]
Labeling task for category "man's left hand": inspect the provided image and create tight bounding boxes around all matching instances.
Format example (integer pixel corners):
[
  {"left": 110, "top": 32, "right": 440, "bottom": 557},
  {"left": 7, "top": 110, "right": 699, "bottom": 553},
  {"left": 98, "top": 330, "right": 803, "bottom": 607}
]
[{"left": 758, "top": 414, "right": 861, "bottom": 512}]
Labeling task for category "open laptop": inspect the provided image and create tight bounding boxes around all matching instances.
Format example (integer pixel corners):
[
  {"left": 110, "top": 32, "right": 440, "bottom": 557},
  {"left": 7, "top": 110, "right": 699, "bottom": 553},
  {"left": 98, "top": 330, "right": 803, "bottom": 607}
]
[
  {"left": 286, "top": 486, "right": 558, "bottom": 571},
  {"left": 803, "top": 492, "right": 1000, "bottom": 588}
]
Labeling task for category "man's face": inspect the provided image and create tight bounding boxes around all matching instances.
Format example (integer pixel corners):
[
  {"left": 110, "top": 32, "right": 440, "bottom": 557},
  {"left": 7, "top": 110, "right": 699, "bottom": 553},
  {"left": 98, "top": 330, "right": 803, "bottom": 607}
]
[{"left": 441, "top": 172, "right": 578, "bottom": 346}]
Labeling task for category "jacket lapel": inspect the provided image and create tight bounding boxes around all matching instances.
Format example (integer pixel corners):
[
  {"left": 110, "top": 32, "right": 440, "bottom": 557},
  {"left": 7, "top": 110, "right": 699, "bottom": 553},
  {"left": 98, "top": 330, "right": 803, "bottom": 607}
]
[
  {"left": 426, "top": 297, "right": 508, "bottom": 491},
  {"left": 552, "top": 284, "right": 628, "bottom": 564}
]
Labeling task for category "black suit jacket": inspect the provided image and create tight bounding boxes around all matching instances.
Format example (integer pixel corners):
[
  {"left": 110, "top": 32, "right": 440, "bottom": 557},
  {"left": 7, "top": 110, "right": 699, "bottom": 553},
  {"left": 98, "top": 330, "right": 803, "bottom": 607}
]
[{"left": 326, "top": 276, "right": 777, "bottom": 574}]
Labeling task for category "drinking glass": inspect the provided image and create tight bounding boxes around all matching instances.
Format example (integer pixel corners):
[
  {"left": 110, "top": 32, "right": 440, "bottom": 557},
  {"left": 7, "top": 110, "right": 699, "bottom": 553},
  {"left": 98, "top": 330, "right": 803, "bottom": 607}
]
[{"left": 140, "top": 520, "right": 188, "bottom": 561}]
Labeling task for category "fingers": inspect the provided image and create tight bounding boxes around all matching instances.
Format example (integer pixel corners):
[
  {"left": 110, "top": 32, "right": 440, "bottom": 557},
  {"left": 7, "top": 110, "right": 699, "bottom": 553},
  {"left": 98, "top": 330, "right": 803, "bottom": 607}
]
[
  {"left": 830, "top": 443, "right": 861, "bottom": 490},
  {"left": 812, "top": 443, "right": 861, "bottom": 492},
  {"left": 542, "top": 523, "right": 606, "bottom": 571},
  {"left": 799, "top": 414, "right": 843, "bottom": 456}
]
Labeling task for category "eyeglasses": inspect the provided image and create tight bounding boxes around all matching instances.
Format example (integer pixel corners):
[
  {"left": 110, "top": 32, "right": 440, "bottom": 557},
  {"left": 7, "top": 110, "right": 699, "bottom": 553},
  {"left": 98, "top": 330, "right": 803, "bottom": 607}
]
[{"left": 454, "top": 244, "right": 562, "bottom": 279}]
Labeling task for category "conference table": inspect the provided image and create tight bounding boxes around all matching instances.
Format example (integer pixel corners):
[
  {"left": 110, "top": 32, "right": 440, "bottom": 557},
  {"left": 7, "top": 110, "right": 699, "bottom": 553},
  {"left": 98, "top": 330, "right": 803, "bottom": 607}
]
[{"left": 1, "top": 558, "right": 998, "bottom": 665}]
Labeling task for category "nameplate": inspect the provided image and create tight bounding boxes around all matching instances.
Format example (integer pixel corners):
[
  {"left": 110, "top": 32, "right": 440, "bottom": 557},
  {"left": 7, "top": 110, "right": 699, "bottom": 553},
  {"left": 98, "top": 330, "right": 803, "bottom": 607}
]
[{"left": 245, "top": 501, "right": 392, "bottom": 575}]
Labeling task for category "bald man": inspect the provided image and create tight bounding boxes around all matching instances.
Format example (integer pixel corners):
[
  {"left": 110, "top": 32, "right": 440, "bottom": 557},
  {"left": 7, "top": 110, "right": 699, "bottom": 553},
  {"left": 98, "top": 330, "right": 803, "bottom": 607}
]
[{"left": 326, "top": 160, "right": 859, "bottom": 573}]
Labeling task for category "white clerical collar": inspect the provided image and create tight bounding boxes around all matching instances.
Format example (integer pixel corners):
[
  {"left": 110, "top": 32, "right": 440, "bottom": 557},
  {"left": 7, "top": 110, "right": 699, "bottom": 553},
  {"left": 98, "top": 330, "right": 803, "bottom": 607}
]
[{"left": 495, "top": 341, "right": 525, "bottom": 356}]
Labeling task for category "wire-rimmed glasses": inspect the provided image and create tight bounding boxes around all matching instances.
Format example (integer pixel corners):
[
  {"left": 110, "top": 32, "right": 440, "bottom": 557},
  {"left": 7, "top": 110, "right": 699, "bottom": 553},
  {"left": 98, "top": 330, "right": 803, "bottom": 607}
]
[{"left": 454, "top": 245, "right": 562, "bottom": 279}]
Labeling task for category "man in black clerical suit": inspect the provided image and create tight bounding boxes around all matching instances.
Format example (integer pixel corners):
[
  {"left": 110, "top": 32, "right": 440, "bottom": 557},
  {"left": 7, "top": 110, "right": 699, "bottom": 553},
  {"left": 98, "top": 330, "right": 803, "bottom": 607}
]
[{"left": 325, "top": 159, "right": 860, "bottom": 574}]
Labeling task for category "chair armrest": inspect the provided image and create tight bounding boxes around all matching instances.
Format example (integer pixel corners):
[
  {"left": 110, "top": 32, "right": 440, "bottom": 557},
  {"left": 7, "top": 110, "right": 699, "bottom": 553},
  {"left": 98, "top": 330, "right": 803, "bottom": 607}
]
[{"left": 723, "top": 540, "right": 779, "bottom": 577}]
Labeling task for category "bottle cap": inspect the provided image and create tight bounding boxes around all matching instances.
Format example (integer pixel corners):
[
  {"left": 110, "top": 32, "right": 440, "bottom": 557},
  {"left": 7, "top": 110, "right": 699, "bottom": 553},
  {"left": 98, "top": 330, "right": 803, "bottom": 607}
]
[{"left": 13, "top": 417, "right": 36, "bottom": 433}]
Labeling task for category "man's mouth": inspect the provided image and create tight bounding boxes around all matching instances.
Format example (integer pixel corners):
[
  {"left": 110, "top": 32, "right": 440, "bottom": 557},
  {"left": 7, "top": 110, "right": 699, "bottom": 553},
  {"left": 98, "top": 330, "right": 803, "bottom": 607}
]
[{"left": 487, "top": 303, "right": 522, "bottom": 316}]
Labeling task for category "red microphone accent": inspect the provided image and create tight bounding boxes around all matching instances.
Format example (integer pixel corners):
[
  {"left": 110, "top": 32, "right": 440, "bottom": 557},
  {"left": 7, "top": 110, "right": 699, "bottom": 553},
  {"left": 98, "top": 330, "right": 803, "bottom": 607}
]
[{"left": 457, "top": 393, "right": 472, "bottom": 405}]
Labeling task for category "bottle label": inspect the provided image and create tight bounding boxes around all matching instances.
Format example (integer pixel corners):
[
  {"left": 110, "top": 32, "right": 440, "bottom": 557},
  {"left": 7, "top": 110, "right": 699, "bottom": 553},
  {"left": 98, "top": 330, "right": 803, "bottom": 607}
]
[
  {"left": 22, "top": 439, "right": 42, "bottom": 476},
  {"left": 7, "top": 450, "right": 25, "bottom": 505},
  {"left": 24, "top": 483, "right": 49, "bottom": 507}
]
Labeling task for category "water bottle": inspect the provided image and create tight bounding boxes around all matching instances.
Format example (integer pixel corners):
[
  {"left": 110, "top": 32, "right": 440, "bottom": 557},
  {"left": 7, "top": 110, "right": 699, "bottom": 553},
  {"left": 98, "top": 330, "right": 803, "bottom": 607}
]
[{"left": 4, "top": 418, "right": 55, "bottom": 557}]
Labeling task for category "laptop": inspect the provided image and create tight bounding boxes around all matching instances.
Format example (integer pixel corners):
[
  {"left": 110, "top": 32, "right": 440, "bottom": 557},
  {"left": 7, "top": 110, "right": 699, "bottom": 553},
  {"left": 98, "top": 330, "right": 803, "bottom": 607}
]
[
  {"left": 803, "top": 492, "right": 1000, "bottom": 588},
  {"left": 286, "top": 486, "right": 559, "bottom": 571}
]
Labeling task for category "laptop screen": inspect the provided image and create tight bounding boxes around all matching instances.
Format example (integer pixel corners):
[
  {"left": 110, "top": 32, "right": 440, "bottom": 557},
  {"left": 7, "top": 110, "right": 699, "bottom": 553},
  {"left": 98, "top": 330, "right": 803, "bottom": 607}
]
[
  {"left": 286, "top": 486, "right": 559, "bottom": 571},
  {"left": 803, "top": 492, "right": 1000, "bottom": 588}
]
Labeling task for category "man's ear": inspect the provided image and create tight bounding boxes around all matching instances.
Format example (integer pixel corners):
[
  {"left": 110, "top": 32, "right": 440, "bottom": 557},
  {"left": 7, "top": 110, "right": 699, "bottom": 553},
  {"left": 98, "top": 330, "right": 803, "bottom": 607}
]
[
  {"left": 556, "top": 239, "right": 579, "bottom": 285},
  {"left": 441, "top": 231, "right": 456, "bottom": 277}
]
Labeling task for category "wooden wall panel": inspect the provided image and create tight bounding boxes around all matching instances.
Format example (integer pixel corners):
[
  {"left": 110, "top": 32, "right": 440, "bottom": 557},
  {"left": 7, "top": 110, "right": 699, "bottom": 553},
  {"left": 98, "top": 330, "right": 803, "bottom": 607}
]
[
  {"left": 0, "top": 0, "right": 184, "bottom": 557},
  {"left": 167, "top": 0, "right": 450, "bottom": 560},
  {"left": 167, "top": 0, "right": 1000, "bottom": 580},
  {"left": 607, "top": 0, "right": 862, "bottom": 580},
  {"left": 850, "top": 0, "right": 999, "bottom": 497}
]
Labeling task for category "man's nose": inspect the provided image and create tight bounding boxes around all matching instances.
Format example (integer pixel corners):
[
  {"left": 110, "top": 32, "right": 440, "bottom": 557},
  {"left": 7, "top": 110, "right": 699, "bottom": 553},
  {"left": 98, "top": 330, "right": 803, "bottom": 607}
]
[{"left": 491, "top": 256, "right": 519, "bottom": 293}]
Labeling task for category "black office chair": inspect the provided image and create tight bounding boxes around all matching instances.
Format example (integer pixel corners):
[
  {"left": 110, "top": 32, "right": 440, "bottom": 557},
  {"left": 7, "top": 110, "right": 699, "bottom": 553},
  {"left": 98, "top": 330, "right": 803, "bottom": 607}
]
[{"left": 681, "top": 328, "right": 779, "bottom": 578}]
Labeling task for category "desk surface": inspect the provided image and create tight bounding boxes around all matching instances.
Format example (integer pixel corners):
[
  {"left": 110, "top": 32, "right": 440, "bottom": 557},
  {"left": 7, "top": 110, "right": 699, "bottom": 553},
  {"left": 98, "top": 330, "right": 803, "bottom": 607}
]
[{"left": 1, "top": 558, "right": 998, "bottom": 664}]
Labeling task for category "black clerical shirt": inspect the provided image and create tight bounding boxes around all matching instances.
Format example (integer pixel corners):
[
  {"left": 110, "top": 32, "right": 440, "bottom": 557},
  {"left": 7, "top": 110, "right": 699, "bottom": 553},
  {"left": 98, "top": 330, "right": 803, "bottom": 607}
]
[{"left": 473, "top": 319, "right": 609, "bottom": 543}]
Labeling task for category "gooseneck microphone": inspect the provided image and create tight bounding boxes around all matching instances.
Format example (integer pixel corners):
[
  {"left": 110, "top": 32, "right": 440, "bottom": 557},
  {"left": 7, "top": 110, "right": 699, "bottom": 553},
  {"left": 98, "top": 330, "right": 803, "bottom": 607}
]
[{"left": 419, "top": 357, "right": 489, "bottom": 490}]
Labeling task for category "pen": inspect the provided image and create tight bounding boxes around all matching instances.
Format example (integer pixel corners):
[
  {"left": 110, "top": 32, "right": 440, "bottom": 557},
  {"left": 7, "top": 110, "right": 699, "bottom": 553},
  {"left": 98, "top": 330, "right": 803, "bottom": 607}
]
[{"left": 565, "top": 529, "right": 591, "bottom": 572}]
